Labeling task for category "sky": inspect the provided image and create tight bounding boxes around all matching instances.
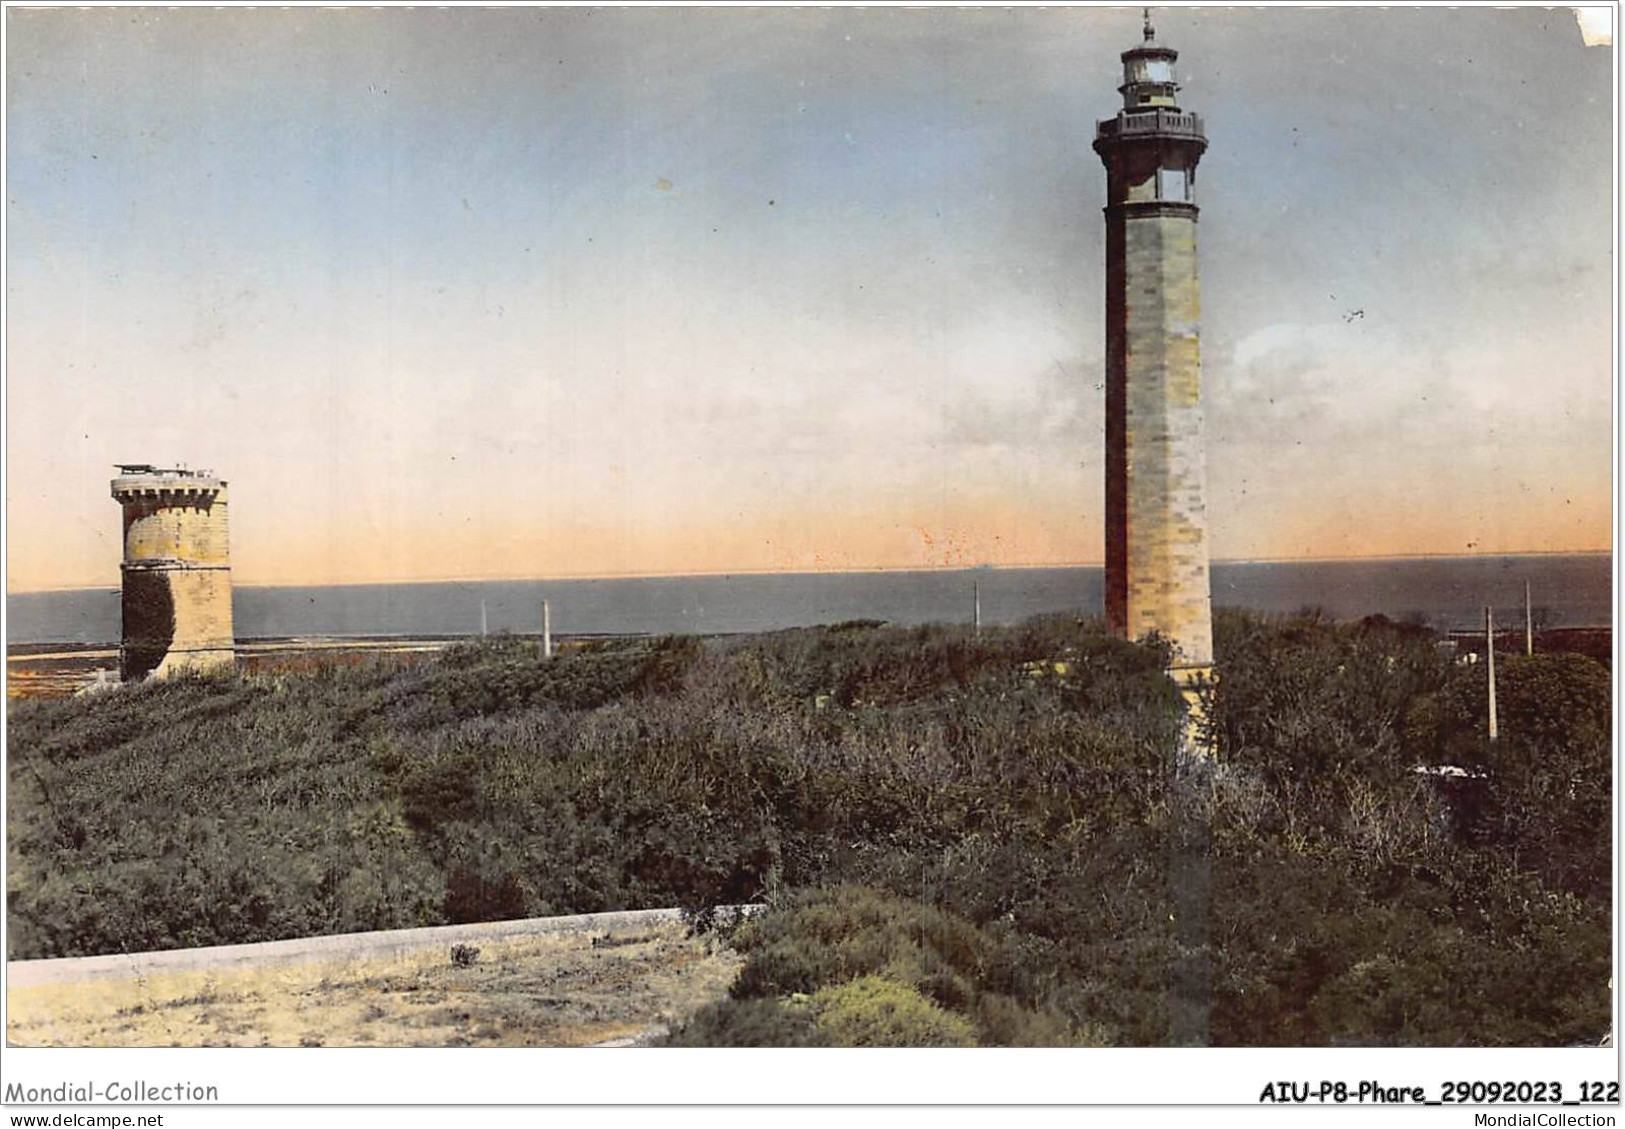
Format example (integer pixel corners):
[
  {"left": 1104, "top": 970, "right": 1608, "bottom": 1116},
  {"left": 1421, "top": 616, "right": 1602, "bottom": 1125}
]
[{"left": 5, "top": 5, "right": 1614, "bottom": 591}]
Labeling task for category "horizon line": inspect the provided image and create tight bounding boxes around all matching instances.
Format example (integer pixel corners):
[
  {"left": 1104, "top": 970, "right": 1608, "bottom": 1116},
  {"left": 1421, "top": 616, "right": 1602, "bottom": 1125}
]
[{"left": 5, "top": 547, "right": 1612, "bottom": 596}]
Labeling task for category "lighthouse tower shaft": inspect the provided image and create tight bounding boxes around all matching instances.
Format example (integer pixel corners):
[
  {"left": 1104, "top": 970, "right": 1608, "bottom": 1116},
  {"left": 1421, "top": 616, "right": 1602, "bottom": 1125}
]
[{"left": 1093, "top": 18, "right": 1213, "bottom": 674}]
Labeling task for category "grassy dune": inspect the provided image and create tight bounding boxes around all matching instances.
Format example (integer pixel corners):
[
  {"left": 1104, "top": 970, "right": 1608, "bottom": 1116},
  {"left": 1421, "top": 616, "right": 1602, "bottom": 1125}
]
[{"left": 7, "top": 613, "right": 1611, "bottom": 1045}]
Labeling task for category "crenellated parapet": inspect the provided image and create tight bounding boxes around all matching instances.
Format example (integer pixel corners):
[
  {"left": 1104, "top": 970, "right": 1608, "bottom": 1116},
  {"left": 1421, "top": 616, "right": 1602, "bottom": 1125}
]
[{"left": 111, "top": 479, "right": 226, "bottom": 503}]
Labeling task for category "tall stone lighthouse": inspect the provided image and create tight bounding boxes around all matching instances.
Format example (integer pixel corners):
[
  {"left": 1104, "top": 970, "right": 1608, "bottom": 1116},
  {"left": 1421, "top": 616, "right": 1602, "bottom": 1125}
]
[
  {"left": 1093, "top": 11, "right": 1214, "bottom": 686},
  {"left": 111, "top": 464, "right": 235, "bottom": 680}
]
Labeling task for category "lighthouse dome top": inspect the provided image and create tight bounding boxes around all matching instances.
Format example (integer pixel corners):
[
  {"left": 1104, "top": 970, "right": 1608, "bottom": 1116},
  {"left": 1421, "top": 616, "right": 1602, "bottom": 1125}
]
[{"left": 1118, "top": 10, "right": 1181, "bottom": 109}]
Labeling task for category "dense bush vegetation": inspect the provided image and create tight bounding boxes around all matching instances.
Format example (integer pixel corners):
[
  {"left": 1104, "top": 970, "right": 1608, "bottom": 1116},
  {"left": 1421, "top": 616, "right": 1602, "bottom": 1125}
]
[
  {"left": 7, "top": 611, "right": 1611, "bottom": 1045},
  {"left": 666, "top": 886, "right": 1081, "bottom": 1046}
]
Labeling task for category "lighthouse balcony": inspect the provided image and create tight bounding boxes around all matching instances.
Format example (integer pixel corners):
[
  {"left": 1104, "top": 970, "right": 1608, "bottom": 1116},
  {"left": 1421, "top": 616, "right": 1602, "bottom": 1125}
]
[{"left": 1095, "top": 108, "right": 1206, "bottom": 143}]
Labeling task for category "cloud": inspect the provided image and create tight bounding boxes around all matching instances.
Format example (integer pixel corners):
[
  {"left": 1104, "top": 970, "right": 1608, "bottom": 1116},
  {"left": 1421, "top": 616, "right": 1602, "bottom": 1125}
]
[
  {"left": 1208, "top": 321, "right": 1457, "bottom": 453},
  {"left": 940, "top": 355, "right": 1102, "bottom": 452}
]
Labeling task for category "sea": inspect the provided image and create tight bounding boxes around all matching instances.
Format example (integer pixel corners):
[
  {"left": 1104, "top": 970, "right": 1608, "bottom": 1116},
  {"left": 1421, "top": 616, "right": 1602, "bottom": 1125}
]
[{"left": 4, "top": 554, "right": 1611, "bottom": 646}]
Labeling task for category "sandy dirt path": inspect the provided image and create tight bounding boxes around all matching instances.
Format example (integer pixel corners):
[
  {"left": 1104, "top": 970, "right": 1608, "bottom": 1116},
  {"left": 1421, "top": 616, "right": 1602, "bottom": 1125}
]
[{"left": 8, "top": 911, "right": 743, "bottom": 1048}]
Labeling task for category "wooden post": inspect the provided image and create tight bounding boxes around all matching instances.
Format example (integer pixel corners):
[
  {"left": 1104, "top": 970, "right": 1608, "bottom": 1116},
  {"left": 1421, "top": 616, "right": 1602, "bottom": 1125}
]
[
  {"left": 1486, "top": 605, "right": 1498, "bottom": 742},
  {"left": 973, "top": 580, "right": 981, "bottom": 638},
  {"left": 1525, "top": 579, "right": 1534, "bottom": 656},
  {"left": 542, "top": 599, "right": 553, "bottom": 659},
  {"left": 481, "top": 598, "right": 488, "bottom": 637}
]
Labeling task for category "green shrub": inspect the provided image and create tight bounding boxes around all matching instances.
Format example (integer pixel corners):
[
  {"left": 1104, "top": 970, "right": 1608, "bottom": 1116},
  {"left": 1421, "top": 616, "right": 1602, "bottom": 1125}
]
[
  {"left": 663, "top": 996, "right": 825, "bottom": 1047},
  {"left": 810, "top": 975, "right": 976, "bottom": 1047},
  {"left": 712, "top": 886, "right": 1084, "bottom": 1046}
]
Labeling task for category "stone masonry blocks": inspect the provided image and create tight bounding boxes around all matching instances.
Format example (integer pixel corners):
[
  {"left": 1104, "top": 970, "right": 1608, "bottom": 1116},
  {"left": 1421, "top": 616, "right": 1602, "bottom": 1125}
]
[
  {"left": 112, "top": 473, "right": 235, "bottom": 681},
  {"left": 1105, "top": 209, "right": 1214, "bottom": 670}
]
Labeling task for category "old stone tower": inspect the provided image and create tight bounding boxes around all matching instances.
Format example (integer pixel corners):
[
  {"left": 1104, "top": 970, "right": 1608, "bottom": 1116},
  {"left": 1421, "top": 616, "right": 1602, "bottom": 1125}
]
[
  {"left": 111, "top": 465, "right": 235, "bottom": 680},
  {"left": 1093, "top": 12, "right": 1214, "bottom": 685}
]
